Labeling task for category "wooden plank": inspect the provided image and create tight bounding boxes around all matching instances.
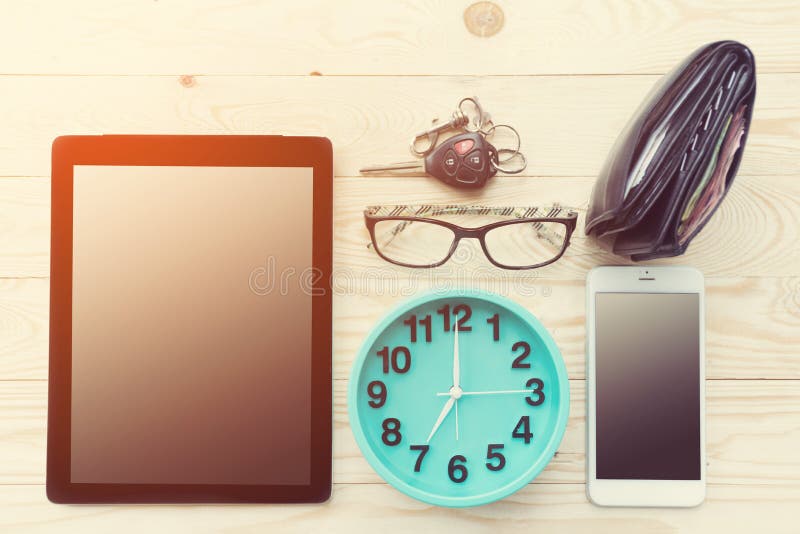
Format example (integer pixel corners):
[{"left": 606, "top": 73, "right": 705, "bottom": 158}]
[
  {"left": 0, "top": 74, "right": 796, "bottom": 178},
  {"left": 0, "top": 279, "right": 48, "bottom": 379},
  {"left": 0, "top": 178, "right": 49, "bottom": 278},
  {"left": 333, "top": 175, "right": 800, "bottom": 279},
  {"left": 2, "top": 172, "right": 799, "bottom": 279},
  {"left": 0, "top": 382, "right": 45, "bottom": 485},
  {"left": 1, "top": 275, "right": 797, "bottom": 381},
  {"left": 331, "top": 277, "right": 800, "bottom": 381},
  {"left": 4, "top": 380, "right": 798, "bottom": 486},
  {"left": 1, "top": 1, "right": 799, "bottom": 75},
  {"left": 0, "top": 483, "right": 797, "bottom": 533}
]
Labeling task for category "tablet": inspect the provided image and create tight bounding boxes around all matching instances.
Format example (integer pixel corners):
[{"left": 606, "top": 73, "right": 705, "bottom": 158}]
[{"left": 47, "top": 135, "right": 332, "bottom": 503}]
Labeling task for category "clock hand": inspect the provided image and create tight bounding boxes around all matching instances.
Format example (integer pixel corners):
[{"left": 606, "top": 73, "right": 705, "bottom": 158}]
[
  {"left": 452, "top": 322, "right": 460, "bottom": 389},
  {"left": 436, "top": 388, "right": 534, "bottom": 396},
  {"left": 455, "top": 398, "right": 459, "bottom": 441},
  {"left": 427, "top": 396, "right": 456, "bottom": 443},
  {"left": 452, "top": 323, "right": 460, "bottom": 441},
  {"left": 427, "top": 323, "right": 466, "bottom": 444}
]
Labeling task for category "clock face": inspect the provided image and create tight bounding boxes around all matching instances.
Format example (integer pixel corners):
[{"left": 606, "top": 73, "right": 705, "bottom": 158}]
[{"left": 348, "top": 289, "right": 570, "bottom": 507}]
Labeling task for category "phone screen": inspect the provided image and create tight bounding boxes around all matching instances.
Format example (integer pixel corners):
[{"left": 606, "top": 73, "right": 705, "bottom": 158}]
[{"left": 594, "top": 292, "right": 701, "bottom": 480}]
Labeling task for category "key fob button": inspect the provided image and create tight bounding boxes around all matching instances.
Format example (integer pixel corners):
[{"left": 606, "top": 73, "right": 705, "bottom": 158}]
[
  {"left": 456, "top": 172, "right": 479, "bottom": 184},
  {"left": 454, "top": 139, "right": 474, "bottom": 155},
  {"left": 464, "top": 149, "right": 484, "bottom": 171},
  {"left": 443, "top": 150, "right": 459, "bottom": 176}
]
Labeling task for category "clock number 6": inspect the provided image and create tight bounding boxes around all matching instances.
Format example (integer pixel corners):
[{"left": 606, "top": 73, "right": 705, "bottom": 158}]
[
  {"left": 376, "top": 346, "right": 411, "bottom": 374},
  {"left": 381, "top": 418, "right": 402, "bottom": 446},
  {"left": 448, "top": 455, "right": 468, "bottom": 483},
  {"left": 526, "top": 378, "right": 545, "bottom": 406},
  {"left": 409, "top": 445, "right": 430, "bottom": 472},
  {"left": 486, "top": 444, "right": 506, "bottom": 471}
]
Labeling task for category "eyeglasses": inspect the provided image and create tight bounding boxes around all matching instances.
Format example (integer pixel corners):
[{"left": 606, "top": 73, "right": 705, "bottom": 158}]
[{"left": 364, "top": 205, "right": 578, "bottom": 269}]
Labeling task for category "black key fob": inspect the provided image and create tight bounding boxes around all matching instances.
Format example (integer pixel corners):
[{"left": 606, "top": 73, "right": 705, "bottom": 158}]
[{"left": 424, "top": 132, "right": 498, "bottom": 188}]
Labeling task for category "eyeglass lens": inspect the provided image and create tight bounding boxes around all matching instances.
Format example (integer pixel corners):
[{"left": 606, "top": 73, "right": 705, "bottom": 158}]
[{"left": 372, "top": 218, "right": 567, "bottom": 268}]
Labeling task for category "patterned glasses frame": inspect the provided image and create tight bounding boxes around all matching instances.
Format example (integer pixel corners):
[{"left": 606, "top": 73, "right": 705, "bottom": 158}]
[{"left": 364, "top": 205, "right": 579, "bottom": 270}]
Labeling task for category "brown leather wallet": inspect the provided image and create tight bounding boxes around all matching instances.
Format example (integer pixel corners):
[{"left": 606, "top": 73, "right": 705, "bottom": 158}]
[{"left": 585, "top": 41, "right": 756, "bottom": 261}]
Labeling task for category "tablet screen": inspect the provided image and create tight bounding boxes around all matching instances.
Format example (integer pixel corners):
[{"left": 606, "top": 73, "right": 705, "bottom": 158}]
[{"left": 70, "top": 165, "right": 314, "bottom": 485}]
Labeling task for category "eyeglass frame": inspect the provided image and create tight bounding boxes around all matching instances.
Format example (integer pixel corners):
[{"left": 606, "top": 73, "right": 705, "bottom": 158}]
[{"left": 364, "top": 206, "right": 579, "bottom": 270}]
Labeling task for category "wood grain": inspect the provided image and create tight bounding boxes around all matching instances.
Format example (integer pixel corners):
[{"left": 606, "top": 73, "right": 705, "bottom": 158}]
[
  {"left": 0, "top": 74, "right": 796, "bottom": 179},
  {"left": 3, "top": 380, "right": 798, "bottom": 487},
  {"left": 1, "top": 173, "right": 798, "bottom": 279},
  {"left": 0, "top": 178, "right": 49, "bottom": 278},
  {"left": 1, "top": 1, "right": 799, "bottom": 76},
  {"left": 333, "top": 175, "right": 800, "bottom": 279},
  {"left": 0, "top": 482, "right": 796, "bottom": 533},
  {"left": 0, "top": 0, "right": 798, "bottom": 528},
  {"left": 0, "top": 279, "right": 48, "bottom": 379},
  {"left": 330, "top": 277, "right": 800, "bottom": 381},
  {"left": 1, "top": 275, "right": 797, "bottom": 381}
]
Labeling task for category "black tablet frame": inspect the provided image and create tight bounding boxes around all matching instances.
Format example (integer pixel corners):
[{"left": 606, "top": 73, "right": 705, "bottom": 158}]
[{"left": 47, "top": 135, "right": 332, "bottom": 503}]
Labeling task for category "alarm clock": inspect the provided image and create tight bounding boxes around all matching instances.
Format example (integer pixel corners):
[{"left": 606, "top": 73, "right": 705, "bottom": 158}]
[{"left": 348, "top": 289, "right": 569, "bottom": 507}]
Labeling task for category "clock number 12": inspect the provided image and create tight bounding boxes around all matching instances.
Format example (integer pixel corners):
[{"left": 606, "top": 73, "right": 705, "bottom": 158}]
[{"left": 437, "top": 304, "right": 472, "bottom": 332}]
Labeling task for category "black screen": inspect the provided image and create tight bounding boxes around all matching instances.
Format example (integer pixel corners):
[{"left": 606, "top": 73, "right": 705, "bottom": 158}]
[{"left": 595, "top": 292, "right": 701, "bottom": 480}]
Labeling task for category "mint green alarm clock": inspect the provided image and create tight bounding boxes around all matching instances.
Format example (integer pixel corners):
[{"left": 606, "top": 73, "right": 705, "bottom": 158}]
[{"left": 348, "top": 289, "right": 570, "bottom": 507}]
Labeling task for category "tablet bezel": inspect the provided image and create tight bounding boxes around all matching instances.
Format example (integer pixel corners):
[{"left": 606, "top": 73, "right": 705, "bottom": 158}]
[{"left": 47, "top": 135, "right": 333, "bottom": 503}]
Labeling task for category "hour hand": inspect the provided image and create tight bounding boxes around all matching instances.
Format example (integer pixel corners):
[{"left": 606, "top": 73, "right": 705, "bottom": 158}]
[{"left": 426, "top": 396, "right": 456, "bottom": 443}]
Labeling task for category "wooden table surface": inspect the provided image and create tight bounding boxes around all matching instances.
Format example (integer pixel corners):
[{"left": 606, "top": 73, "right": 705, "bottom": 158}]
[{"left": 1, "top": 1, "right": 798, "bottom": 532}]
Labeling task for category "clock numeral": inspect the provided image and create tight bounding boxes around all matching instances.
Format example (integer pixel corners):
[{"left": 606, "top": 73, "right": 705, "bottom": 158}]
[
  {"left": 436, "top": 303, "right": 472, "bottom": 332},
  {"left": 403, "top": 314, "right": 432, "bottom": 343},
  {"left": 487, "top": 313, "right": 500, "bottom": 341},
  {"left": 453, "top": 304, "right": 472, "bottom": 332},
  {"left": 485, "top": 444, "right": 506, "bottom": 471},
  {"left": 436, "top": 304, "right": 449, "bottom": 331},
  {"left": 367, "top": 380, "right": 387, "bottom": 408},
  {"left": 376, "top": 346, "right": 412, "bottom": 374},
  {"left": 448, "top": 455, "right": 468, "bottom": 483},
  {"left": 511, "top": 341, "right": 531, "bottom": 369},
  {"left": 526, "top": 378, "right": 545, "bottom": 406},
  {"left": 409, "top": 444, "right": 430, "bottom": 472},
  {"left": 512, "top": 415, "right": 533, "bottom": 444},
  {"left": 381, "top": 418, "right": 402, "bottom": 446}
]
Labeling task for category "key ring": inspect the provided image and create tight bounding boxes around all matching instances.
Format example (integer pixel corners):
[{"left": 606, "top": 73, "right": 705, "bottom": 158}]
[
  {"left": 410, "top": 97, "right": 490, "bottom": 157},
  {"left": 491, "top": 148, "right": 527, "bottom": 174},
  {"left": 410, "top": 117, "right": 449, "bottom": 157},
  {"left": 458, "top": 97, "right": 488, "bottom": 132},
  {"left": 482, "top": 124, "right": 522, "bottom": 165}
]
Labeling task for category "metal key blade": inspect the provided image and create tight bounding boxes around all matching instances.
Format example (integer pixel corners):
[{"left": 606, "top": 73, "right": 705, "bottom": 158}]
[{"left": 359, "top": 161, "right": 425, "bottom": 173}]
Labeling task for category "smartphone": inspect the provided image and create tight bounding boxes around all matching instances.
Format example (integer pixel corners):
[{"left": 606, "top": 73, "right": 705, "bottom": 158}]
[{"left": 586, "top": 266, "right": 705, "bottom": 507}]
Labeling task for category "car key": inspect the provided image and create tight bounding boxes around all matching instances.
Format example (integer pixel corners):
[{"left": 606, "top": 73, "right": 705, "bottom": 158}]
[{"left": 360, "top": 132, "right": 499, "bottom": 189}]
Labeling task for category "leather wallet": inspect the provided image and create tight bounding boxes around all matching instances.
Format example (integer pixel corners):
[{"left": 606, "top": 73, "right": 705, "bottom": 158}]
[{"left": 585, "top": 41, "right": 756, "bottom": 261}]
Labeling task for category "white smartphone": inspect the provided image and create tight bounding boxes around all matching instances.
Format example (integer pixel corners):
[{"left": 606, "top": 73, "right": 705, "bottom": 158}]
[{"left": 586, "top": 266, "right": 705, "bottom": 507}]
